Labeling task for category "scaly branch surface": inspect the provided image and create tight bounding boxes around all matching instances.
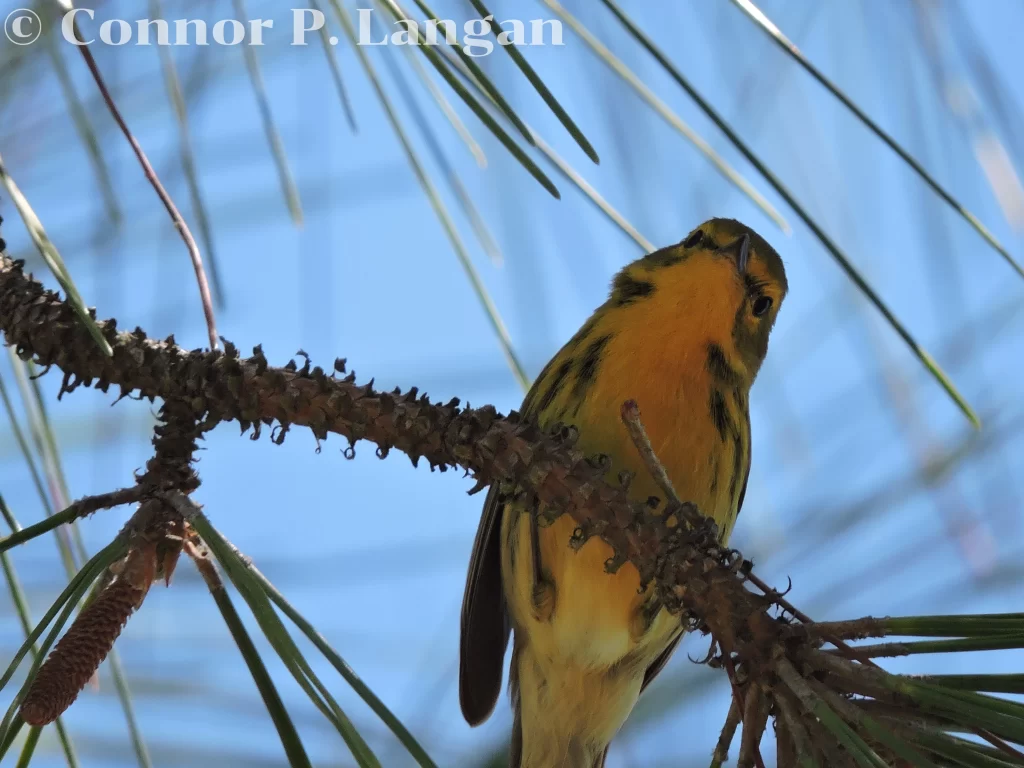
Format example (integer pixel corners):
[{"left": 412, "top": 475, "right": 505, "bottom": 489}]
[{"left": 0, "top": 253, "right": 796, "bottom": 651}]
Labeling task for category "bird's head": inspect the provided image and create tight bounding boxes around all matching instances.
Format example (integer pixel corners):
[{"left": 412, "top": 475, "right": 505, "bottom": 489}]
[{"left": 609, "top": 217, "right": 787, "bottom": 381}]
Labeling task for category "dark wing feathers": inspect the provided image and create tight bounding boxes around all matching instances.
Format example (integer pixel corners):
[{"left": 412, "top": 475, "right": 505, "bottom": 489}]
[
  {"left": 459, "top": 483, "right": 510, "bottom": 725},
  {"left": 460, "top": 369, "right": 553, "bottom": 726},
  {"left": 639, "top": 630, "right": 682, "bottom": 696},
  {"left": 736, "top": 457, "right": 750, "bottom": 522}
]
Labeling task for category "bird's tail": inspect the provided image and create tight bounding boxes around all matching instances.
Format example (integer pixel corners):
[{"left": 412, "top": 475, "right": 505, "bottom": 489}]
[{"left": 508, "top": 641, "right": 627, "bottom": 768}]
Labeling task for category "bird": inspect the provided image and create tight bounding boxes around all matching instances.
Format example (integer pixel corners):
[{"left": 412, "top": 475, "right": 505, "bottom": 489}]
[{"left": 459, "top": 218, "right": 787, "bottom": 767}]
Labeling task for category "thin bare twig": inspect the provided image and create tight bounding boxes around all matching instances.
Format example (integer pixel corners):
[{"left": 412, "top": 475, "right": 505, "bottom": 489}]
[
  {"left": 185, "top": 539, "right": 221, "bottom": 590},
  {"left": 620, "top": 399, "right": 683, "bottom": 504},
  {"left": 711, "top": 698, "right": 741, "bottom": 766},
  {"left": 738, "top": 683, "right": 768, "bottom": 768},
  {"left": 70, "top": 487, "right": 147, "bottom": 518},
  {"left": 0, "top": 486, "right": 146, "bottom": 552},
  {"left": 976, "top": 728, "right": 1024, "bottom": 761},
  {"left": 722, "top": 654, "right": 750, "bottom": 740},
  {"left": 69, "top": 23, "right": 218, "bottom": 350}
]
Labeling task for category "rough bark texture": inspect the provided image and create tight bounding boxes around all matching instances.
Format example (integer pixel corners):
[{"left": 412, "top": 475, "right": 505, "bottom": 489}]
[{"left": 0, "top": 253, "right": 785, "bottom": 657}]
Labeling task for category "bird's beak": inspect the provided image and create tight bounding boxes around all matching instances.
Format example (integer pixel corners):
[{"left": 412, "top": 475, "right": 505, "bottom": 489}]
[{"left": 722, "top": 234, "right": 751, "bottom": 274}]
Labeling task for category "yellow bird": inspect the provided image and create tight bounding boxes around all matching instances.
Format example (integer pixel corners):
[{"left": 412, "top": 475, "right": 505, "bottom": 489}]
[{"left": 460, "top": 218, "right": 787, "bottom": 767}]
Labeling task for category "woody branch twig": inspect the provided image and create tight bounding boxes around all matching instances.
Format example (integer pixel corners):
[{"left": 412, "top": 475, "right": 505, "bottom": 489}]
[
  {"left": 17, "top": 395, "right": 203, "bottom": 725},
  {"left": 65, "top": 15, "right": 220, "bottom": 345}
]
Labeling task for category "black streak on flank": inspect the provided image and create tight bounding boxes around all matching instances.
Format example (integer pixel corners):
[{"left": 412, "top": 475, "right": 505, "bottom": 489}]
[
  {"left": 728, "top": 430, "right": 745, "bottom": 512},
  {"left": 733, "top": 387, "right": 748, "bottom": 420},
  {"left": 728, "top": 389, "right": 751, "bottom": 514},
  {"left": 706, "top": 343, "right": 740, "bottom": 386},
  {"left": 709, "top": 389, "right": 730, "bottom": 441},
  {"left": 523, "top": 356, "right": 557, "bottom": 416},
  {"left": 573, "top": 334, "right": 613, "bottom": 398},
  {"left": 613, "top": 273, "right": 655, "bottom": 306},
  {"left": 536, "top": 360, "right": 573, "bottom": 414},
  {"left": 506, "top": 507, "right": 518, "bottom": 572}
]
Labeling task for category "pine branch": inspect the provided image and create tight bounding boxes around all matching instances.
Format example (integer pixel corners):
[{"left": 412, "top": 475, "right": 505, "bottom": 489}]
[{"left": 3, "top": 250, "right": 1023, "bottom": 764}]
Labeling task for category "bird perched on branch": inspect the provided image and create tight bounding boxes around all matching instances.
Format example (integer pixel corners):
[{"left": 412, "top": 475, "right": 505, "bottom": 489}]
[{"left": 460, "top": 218, "right": 787, "bottom": 767}]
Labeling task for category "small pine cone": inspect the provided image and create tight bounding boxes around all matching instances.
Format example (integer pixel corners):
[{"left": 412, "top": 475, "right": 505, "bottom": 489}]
[{"left": 20, "top": 578, "right": 146, "bottom": 726}]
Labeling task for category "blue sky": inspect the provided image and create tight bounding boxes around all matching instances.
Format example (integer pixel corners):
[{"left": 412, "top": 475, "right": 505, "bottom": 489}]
[{"left": 1, "top": 0, "right": 1023, "bottom": 765}]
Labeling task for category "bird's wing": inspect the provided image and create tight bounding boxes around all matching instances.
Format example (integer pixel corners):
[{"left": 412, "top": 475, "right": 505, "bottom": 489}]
[
  {"left": 459, "top": 482, "right": 510, "bottom": 724},
  {"left": 460, "top": 353, "right": 559, "bottom": 724},
  {"left": 640, "top": 629, "right": 683, "bottom": 696},
  {"left": 736, "top": 457, "right": 750, "bottom": 522}
]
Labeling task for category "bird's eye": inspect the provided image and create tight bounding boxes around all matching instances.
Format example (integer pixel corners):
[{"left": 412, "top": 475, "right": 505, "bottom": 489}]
[
  {"left": 752, "top": 295, "right": 773, "bottom": 317},
  {"left": 683, "top": 229, "right": 704, "bottom": 248}
]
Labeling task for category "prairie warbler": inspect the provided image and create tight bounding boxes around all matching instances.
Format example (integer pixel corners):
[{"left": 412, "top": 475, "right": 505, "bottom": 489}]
[{"left": 460, "top": 218, "right": 787, "bottom": 767}]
